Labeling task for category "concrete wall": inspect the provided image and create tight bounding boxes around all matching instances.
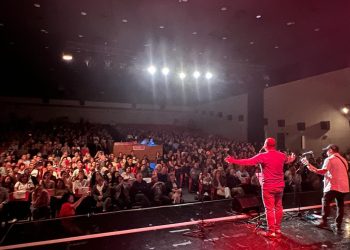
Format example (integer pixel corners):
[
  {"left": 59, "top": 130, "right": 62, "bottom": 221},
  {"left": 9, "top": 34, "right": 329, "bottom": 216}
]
[
  {"left": 193, "top": 94, "right": 248, "bottom": 141},
  {"left": 264, "top": 68, "right": 350, "bottom": 154},
  {"left": 0, "top": 97, "right": 193, "bottom": 127}
]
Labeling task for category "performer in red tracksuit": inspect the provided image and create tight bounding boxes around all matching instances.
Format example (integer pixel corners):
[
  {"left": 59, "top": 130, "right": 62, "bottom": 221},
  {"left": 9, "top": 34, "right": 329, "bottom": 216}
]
[{"left": 225, "top": 138, "right": 295, "bottom": 238}]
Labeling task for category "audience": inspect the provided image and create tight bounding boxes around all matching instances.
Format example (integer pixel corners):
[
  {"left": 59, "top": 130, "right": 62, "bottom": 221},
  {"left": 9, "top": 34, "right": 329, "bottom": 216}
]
[{"left": 0, "top": 119, "right": 339, "bottom": 223}]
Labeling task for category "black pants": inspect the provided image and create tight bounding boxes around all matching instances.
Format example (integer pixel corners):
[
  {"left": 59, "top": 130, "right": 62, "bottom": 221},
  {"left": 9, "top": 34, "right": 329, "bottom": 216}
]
[{"left": 322, "top": 190, "right": 345, "bottom": 226}]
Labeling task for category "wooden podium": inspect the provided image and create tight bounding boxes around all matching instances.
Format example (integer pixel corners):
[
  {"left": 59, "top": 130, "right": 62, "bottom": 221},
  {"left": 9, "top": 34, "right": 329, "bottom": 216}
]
[{"left": 113, "top": 142, "right": 163, "bottom": 161}]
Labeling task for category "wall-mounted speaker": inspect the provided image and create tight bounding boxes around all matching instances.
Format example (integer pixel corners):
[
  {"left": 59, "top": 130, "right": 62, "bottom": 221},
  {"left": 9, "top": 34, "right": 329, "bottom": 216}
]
[
  {"left": 320, "top": 121, "right": 330, "bottom": 130},
  {"left": 264, "top": 118, "right": 268, "bottom": 126},
  {"left": 297, "top": 122, "right": 305, "bottom": 131},
  {"left": 277, "top": 119, "right": 285, "bottom": 127},
  {"left": 238, "top": 115, "right": 244, "bottom": 122}
]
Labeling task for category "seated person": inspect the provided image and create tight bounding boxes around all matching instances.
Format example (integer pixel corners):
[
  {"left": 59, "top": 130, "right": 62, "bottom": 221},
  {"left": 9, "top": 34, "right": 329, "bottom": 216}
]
[
  {"left": 58, "top": 192, "right": 89, "bottom": 217},
  {"left": 40, "top": 171, "right": 55, "bottom": 190},
  {"left": 14, "top": 174, "right": 34, "bottom": 191},
  {"left": 31, "top": 185, "right": 50, "bottom": 220},
  {"left": 212, "top": 169, "right": 231, "bottom": 199},
  {"left": 189, "top": 162, "right": 201, "bottom": 192},
  {"left": 121, "top": 166, "right": 135, "bottom": 181},
  {"left": 72, "top": 171, "right": 90, "bottom": 195},
  {"left": 92, "top": 173, "right": 111, "bottom": 212},
  {"left": 157, "top": 166, "right": 168, "bottom": 183},
  {"left": 236, "top": 166, "right": 250, "bottom": 185},
  {"left": 111, "top": 175, "right": 131, "bottom": 210},
  {"left": 130, "top": 173, "right": 151, "bottom": 207},
  {"left": 226, "top": 168, "right": 244, "bottom": 197},
  {"left": 199, "top": 168, "right": 212, "bottom": 197},
  {"left": 165, "top": 173, "right": 182, "bottom": 204},
  {"left": 149, "top": 174, "right": 171, "bottom": 205},
  {"left": 0, "top": 186, "right": 9, "bottom": 223}
]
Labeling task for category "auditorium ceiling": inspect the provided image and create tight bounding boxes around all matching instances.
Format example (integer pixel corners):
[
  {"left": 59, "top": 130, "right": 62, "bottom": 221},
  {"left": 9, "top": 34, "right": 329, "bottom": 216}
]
[{"left": 0, "top": 0, "right": 349, "bottom": 105}]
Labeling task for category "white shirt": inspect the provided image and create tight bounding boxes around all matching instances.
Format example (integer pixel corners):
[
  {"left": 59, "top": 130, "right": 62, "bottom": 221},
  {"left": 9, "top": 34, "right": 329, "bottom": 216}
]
[{"left": 322, "top": 153, "right": 349, "bottom": 193}]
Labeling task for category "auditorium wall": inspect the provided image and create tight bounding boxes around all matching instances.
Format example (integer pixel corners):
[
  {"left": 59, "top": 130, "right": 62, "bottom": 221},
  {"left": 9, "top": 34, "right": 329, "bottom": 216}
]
[
  {"left": 0, "top": 97, "right": 194, "bottom": 127},
  {"left": 264, "top": 67, "right": 350, "bottom": 154},
  {"left": 193, "top": 94, "right": 248, "bottom": 141}
]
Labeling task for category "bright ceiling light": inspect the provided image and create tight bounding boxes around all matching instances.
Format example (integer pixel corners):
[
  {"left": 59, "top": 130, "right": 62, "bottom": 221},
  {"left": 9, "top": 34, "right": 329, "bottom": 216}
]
[
  {"left": 147, "top": 65, "right": 157, "bottom": 75},
  {"left": 62, "top": 54, "right": 73, "bottom": 61},
  {"left": 179, "top": 72, "right": 186, "bottom": 79},
  {"left": 341, "top": 106, "right": 350, "bottom": 114},
  {"left": 256, "top": 15, "right": 262, "bottom": 19},
  {"left": 205, "top": 72, "right": 213, "bottom": 79},
  {"left": 193, "top": 71, "right": 201, "bottom": 79},
  {"left": 161, "top": 67, "right": 170, "bottom": 76}
]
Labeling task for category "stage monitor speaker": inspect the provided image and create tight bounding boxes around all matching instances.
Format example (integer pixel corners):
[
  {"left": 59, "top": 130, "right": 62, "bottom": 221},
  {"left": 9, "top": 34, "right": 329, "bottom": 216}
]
[
  {"left": 297, "top": 122, "right": 305, "bottom": 131},
  {"left": 320, "top": 121, "right": 330, "bottom": 130},
  {"left": 232, "top": 196, "right": 260, "bottom": 213},
  {"left": 277, "top": 119, "right": 285, "bottom": 127}
]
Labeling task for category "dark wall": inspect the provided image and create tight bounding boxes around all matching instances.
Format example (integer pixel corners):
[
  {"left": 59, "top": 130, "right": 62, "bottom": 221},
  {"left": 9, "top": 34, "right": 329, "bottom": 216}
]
[{"left": 247, "top": 87, "right": 264, "bottom": 143}]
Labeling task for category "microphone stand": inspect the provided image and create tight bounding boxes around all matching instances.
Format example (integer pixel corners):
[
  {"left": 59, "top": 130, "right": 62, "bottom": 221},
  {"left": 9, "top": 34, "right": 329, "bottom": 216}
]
[
  {"left": 248, "top": 147, "right": 266, "bottom": 232},
  {"left": 183, "top": 175, "right": 213, "bottom": 239}
]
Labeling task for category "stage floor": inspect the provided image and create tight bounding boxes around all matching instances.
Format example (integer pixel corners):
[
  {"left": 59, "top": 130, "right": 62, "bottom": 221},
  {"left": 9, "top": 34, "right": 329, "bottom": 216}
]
[{"left": 0, "top": 199, "right": 349, "bottom": 250}]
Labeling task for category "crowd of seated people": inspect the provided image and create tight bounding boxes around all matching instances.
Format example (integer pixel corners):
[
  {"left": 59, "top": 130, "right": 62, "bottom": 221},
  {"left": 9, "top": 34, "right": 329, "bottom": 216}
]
[{"left": 1, "top": 120, "right": 343, "bottom": 224}]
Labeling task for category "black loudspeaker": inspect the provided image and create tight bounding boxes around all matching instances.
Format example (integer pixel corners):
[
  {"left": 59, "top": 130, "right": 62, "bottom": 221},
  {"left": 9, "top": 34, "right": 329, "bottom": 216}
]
[
  {"left": 264, "top": 118, "right": 268, "bottom": 126},
  {"left": 232, "top": 196, "right": 260, "bottom": 212},
  {"left": 277, "top": 119, "right": 285, "bottom": 127},
  {"left": 238, "top": 115, "right": 244, "bottom": 122},
  {"left": 320, "top": 121, "right": 330, "bottom": 130},
  {"left": 297, "top": 122, "right": 305, "bottom": 131}
]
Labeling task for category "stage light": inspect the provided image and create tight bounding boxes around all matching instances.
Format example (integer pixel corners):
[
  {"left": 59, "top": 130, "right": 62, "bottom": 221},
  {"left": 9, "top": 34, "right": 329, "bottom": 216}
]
[
  {"left": 62, "top": 54, "right": 73, "bottom": 61},
  {"left": 205, "top": 72, "right": 213, "bottom": 79},
  {"left": 179, "top": 72, "right": 186, "bottom": 79},
  {"left": 193, "top": 71, "right": 201, "bottom": 79},
  {"left": 147, "top": 65, "right": 157, "bottom": 75},
  {"left": 341, "top": 106, "right": 350, "bottom": 115},
  {"left": 161, "top": 67, "right": 170, "bottom": 76}
]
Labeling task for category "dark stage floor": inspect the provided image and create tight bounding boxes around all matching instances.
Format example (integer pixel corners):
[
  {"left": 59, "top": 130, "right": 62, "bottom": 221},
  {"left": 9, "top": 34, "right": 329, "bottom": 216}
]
[{"left": 1, "top": 199, "right": 350, "bottom": 250}]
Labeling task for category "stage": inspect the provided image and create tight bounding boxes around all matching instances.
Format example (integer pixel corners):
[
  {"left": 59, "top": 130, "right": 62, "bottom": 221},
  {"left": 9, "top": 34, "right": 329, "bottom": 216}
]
[{"left": 0, "top": 198, "right": 349, "bottom": 250}]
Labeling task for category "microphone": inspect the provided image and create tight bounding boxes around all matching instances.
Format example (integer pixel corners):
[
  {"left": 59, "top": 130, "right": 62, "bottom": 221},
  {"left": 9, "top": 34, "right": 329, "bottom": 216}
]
[
  {"left": 259, "top": 146, "right": 265, "bottom": 153},
  {"left": 302, "top": 151, "right": 314, "bottom": 156}
]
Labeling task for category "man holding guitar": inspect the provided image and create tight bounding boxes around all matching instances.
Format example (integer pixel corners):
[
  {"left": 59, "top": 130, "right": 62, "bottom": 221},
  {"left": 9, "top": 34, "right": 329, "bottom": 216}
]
[
  {"left": 301, "top": 144, "right": 349, "bottom": 232},
  {"left": 225, "top": 137, "right": 296, "bottom": 238}
]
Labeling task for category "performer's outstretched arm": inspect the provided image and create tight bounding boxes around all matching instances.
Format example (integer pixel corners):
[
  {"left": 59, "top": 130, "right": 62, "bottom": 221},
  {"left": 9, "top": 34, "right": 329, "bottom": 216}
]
[
  {"left": 301, "top": 157, "right": 328, "bottom": 175},
  {"left": 225, "top": 154, "right": 261, "bottom": 166}
]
